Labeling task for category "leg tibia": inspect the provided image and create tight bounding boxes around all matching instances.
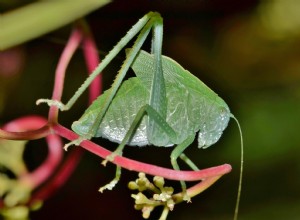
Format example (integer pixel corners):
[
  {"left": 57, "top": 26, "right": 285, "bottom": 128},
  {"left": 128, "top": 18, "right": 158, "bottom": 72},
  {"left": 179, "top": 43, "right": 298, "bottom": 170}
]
[
  {"left": 179, "top": 153, "right": 199, "bottom": 171},
  {"left": 170, "top": 135, "right": 195, "bottom": 201}
]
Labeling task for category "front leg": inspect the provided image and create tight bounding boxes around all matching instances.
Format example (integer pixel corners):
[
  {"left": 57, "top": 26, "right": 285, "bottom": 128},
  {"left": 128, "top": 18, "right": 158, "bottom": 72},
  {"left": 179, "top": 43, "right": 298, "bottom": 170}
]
[{"left": 36, "top": 99, "right": 68, "bottom": 111}]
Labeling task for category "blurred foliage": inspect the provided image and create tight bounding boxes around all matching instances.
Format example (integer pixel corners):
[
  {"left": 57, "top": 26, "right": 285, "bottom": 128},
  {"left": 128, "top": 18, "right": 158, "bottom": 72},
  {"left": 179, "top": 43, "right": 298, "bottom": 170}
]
[
  {"left": 1, "top": 0, "right": 300, "bottom": 219},
  {"left": 0, "top": 0, "right": 110, "bottom": 50},
  {"left": 0, "top": 139, "right": 34, "bottom": 220},
  {"left": 0, "top": 47, "right": 25, "bottom": 114},
  {"left": 259, "top": 0, "right": 300, "bottom": 38},
  {"left": 0, "top": 139, "right": 27, "bottom": 176}
]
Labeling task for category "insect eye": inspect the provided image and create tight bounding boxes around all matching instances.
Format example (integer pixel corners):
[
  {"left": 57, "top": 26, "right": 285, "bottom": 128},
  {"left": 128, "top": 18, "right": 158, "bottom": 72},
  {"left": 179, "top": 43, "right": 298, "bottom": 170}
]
[
  {"left": 219, "top": 106, "right": 227, "bottom": 114},
  {"left": 218, "top": 106, "right": 229, "bottom": 123}
]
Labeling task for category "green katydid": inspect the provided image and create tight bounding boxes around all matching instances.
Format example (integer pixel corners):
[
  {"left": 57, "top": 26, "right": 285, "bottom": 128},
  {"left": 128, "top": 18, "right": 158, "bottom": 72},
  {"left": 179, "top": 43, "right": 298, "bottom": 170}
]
[{"left": 37, "top": 11, "right": 243, "bottom": 217}]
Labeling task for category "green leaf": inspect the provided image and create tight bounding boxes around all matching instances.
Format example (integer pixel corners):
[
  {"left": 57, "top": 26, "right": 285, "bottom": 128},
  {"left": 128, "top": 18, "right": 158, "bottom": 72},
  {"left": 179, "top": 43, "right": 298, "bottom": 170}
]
[
  {"left": 0, "top": 0, "right": 111, "bottom": 50},
  {"left": 0, "top": 139, "right": 27, "bottom": 176}
]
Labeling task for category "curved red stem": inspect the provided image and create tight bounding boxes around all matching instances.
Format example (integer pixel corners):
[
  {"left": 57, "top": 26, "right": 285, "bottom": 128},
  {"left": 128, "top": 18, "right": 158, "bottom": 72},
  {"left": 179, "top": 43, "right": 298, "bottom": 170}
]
[{"left": 53, "top": 124, "right": 232, "bottom": 181}]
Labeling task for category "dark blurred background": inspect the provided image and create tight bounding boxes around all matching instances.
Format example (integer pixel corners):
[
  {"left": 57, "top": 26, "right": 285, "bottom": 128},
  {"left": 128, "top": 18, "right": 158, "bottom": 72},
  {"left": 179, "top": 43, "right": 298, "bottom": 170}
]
[{"left": 1, "top": 0, "right": 300, "bottom": 219}]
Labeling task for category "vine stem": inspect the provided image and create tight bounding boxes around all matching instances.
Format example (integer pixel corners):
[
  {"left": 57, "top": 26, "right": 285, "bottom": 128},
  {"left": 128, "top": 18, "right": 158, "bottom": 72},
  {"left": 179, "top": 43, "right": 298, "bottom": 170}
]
[
  {"left": 0, "top": 23, "right": 102, "bottom": 205},
  {"left": 29, "top": 22, "right": 102, "bottom": 202},
  {"left": 1, "top": 116, "right": 63, "bottom": 188},
  {"left": 53, "top": 123, "right": 232, "bottom": 181},
  {"left": 48, "top": 28, "right": 83, "bottom": 122}
]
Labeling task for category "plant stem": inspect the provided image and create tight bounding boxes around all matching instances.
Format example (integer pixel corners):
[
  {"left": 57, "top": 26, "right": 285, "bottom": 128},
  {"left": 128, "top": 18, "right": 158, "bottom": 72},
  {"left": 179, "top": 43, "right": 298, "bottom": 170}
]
[
  {"left": 48, "top": 28, "right": 83, "bottom": 122},
  {"left": 53, "top": 123, "right": 232, "bottom": 182}
]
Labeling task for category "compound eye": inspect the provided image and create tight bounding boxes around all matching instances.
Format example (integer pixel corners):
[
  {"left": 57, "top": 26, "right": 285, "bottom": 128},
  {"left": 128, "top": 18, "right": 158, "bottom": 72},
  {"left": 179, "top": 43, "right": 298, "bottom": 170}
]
[
  {"left": 217, "top": 106, "right": 230, "bottom": 126},
  {"left": 219, "top": 106, "right": 227, "bottom": 116}
]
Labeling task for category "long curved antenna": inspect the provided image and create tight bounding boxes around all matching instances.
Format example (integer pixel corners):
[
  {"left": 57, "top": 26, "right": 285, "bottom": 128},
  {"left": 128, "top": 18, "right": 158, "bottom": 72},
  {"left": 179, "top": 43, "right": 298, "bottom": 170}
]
[{"left": 231, "top": 114, "right": 244, "bottom": 220}]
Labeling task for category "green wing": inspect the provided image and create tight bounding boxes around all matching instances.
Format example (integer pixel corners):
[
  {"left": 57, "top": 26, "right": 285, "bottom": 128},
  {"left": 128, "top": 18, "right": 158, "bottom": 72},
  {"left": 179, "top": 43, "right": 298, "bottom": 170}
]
[
  {"left": 72, "top": 77, "right": 152, "bottom": 146},
  {"left": 72, "top": 75, "right": 173, "bottom": 146},
  {"left": 131, "top": 50, "right": 231, "bottom": 148}
]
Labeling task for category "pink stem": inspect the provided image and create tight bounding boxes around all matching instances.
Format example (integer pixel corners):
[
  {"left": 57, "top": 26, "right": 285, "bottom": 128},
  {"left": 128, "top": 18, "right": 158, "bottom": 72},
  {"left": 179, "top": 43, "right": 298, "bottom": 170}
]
[
  {"left": 0, "top": 126, "right": 50, "bottom": 140},
  {"left": 48, "top": 28, "right": 83, "bottom": 122},
  {"left": 1, "top": 116, "right": 63, "bottom": 188},
  {"left": 82, "top": 27, "right": 102, "bottom": 101},
  {"left": 186, "top": 175, "right": 222, "bottom": 197},
  {"left": 0, "top": 123, "right": 50, "bottom": 140},
  {"left": 1, "top": 116, "right": 47, "bottom": 132},
  {"left": 29, "top": 24, "right": 102, "bottom": 202},
  {"left": 172, "top": 175, "right": 223, "bottom": 203},
  {"left": 53, "top": 124, "right": 232, "bottom": 182},
  {"left": 0, "top": 116, "right": 50, "bottom": 140},
  {"left": 23, "top": 133, "right": 63, "bottom": 188}
]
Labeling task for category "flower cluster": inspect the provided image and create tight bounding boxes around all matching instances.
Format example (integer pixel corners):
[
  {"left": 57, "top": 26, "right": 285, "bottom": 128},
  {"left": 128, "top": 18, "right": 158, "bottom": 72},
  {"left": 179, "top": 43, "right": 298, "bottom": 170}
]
[{"left": 129, "top": 173, "right": 175, "bottom": 219}]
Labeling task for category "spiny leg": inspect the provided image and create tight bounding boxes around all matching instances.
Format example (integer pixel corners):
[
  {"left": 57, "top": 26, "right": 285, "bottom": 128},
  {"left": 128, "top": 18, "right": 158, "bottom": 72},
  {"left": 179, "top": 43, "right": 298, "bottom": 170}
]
[
  {"left": 36, "top": 12, "right": 164, "bottom": 149},
  {"left": 36, "top": 12, "right": 159, "bottom": 111},
  {"left": 170, "top": 135, "right": 195, "bottom": 201}
]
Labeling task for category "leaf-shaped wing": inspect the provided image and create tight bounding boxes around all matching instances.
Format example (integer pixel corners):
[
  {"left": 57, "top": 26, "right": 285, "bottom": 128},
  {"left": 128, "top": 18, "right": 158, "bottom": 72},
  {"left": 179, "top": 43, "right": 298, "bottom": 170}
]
[
  {"left": 131, "top": 50, "right": 231, "bottom": 148},
  {"left": 72, "top": 77, "right": 151, "bottom": 146}
]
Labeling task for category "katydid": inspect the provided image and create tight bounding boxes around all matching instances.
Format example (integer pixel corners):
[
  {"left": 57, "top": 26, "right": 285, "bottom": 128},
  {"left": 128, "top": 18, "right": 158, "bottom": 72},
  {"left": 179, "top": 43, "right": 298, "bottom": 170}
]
[{"left": 37, "top": 11, "right": 243, "bottom": 217}]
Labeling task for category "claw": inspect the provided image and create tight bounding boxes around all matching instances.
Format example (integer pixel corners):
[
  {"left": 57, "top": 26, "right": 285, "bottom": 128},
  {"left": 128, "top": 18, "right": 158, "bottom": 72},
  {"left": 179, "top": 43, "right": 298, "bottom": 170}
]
[
  {"left": 63, "top": 137, "right": 86, "bottom": 151},
  {"left": 99, "top": 166, "right": 121, "bottom": 192},
  {"left": 99, "top": 178, "right": 119, "bottom": 193},
  {"left": 36, "top": 99, "right": 66, "bottom": 110},
  {"left": 183, "top": 192, "right": 191, "bottom": 203},
  {"left": 101, "top": 159, "right": 108, "bottom": 166},
  {"left": 64, "top": 142, "right": 74, "bottom": 151}
]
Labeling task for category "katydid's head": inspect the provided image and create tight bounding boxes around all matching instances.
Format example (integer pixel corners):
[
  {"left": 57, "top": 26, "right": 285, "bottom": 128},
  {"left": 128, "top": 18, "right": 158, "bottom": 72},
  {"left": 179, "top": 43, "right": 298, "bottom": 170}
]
[
  {"left": 71, "top": 112, "right": 95, "bottom": 137},
  {"left": 197, "top": 96, "right": 230, "bottom": 149}
]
